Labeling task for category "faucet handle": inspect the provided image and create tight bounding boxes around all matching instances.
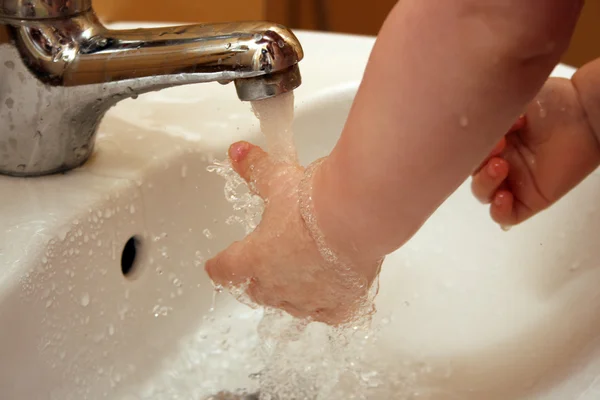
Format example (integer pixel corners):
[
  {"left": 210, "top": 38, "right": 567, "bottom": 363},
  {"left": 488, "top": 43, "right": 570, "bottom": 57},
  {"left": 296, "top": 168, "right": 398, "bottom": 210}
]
[{"left": 0, "top": 0, "right": 92, "bottom": 19}]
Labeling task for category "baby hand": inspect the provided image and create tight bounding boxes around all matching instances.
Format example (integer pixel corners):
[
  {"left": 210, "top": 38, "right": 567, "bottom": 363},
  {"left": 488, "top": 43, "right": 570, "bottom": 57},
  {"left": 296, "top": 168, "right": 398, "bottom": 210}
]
[
  {"left": 471, "top": 78, "right": 600, "bottom": 228},
  {"left": 205, "top": 142, "right": 382, "bottom": 325}
]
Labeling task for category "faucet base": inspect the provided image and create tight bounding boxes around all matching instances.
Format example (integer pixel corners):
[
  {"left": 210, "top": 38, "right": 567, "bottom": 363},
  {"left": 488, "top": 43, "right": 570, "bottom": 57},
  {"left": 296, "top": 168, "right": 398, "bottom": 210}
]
[{"left": 0, "top": 153, "right": 93, "bottom": 177}]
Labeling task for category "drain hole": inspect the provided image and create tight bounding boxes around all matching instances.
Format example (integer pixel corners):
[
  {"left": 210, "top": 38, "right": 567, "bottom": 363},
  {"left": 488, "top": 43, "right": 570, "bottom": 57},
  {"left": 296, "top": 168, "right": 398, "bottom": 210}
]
[{"left": 121, "top": 236, "right": 141, "bottom": 278}]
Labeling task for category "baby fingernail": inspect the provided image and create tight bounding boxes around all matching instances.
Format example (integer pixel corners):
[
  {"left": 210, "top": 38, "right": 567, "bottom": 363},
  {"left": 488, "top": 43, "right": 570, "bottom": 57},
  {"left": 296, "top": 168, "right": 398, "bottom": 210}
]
[{"left": 229, "top": 142, "right": 250, "bottom": 162}]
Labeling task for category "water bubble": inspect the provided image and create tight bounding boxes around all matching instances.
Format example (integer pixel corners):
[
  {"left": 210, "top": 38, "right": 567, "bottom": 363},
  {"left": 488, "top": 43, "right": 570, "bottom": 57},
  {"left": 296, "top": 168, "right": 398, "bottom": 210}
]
[
  {"left": 203, "top": 229, "right": 213, "bottom": 239},
  {"left": 108, "top": 324, "right": 115, "bottom": 336}
]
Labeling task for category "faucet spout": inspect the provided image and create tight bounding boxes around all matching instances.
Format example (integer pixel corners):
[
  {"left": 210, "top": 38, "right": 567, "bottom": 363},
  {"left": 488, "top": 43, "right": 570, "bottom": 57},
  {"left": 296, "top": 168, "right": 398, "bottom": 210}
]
[
  {"left": 0, "top": 7, "right": 304, "bottom": 176},
  {"left": 67, "top": 15, "right": 303, "bottom": 92}
]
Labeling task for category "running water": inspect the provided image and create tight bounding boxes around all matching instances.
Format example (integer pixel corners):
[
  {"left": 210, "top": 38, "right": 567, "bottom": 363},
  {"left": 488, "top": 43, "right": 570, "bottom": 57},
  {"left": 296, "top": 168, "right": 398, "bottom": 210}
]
[
  {"left": 204, "top": 92, "right": 419, "bottom": 399},
  {"left": 251, "top": 92, "right": 298, "bottom": 165}
]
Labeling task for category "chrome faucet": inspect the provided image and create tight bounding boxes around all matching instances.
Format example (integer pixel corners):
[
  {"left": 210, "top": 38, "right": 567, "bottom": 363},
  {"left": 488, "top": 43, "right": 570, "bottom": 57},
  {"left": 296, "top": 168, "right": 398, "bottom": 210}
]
[{"left": 0, "top": 0, "right": 303, "bottom": 176}]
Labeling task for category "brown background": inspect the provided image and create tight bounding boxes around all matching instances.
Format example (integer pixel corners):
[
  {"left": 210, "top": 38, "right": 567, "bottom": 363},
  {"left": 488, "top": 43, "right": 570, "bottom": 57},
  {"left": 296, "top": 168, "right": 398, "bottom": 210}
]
[{"left": 95, "top": 0, "right": 600, "bottom": 67}]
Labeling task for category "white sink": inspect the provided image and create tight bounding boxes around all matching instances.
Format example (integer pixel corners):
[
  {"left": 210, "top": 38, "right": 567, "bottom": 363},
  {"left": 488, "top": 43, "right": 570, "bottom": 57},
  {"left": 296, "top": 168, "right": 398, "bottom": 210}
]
[{"left": 2, "top": 26, "right": 600, "bottom": 400}]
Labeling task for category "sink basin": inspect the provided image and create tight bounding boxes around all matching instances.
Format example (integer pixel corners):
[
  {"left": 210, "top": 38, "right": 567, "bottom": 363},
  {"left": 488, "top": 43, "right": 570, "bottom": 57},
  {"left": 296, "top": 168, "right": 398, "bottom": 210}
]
[{"left": 2, "top": 25, "right": 600, "bottom": 400}]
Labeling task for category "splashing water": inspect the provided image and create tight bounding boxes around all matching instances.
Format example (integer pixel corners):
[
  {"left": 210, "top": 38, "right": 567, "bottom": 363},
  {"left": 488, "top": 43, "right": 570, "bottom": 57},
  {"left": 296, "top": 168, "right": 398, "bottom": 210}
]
[
  {"left": 202, "top": 92, "right": 416, "bottom": 399},
  {"left": 206, "top": 160, "right": 264, "bottom": 234}
]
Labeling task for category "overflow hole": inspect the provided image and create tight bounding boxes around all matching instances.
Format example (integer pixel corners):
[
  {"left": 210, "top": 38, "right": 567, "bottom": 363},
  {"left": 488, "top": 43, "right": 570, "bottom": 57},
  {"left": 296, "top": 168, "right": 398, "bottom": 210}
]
[{"left": 121, "top": 236, "right": 141, "bottom": 278}]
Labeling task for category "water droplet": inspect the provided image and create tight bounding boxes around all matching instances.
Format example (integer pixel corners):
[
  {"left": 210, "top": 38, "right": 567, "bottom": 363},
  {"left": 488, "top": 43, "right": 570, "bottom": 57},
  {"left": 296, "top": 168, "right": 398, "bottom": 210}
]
[
  {"left": 159, "top": 246, "right": 169, "bottom": 258},
  {"left": 459, "top": 116, "right": 469, "bottom": 127},
  {"left": 537, "top": 100, "right": 547, "bottom": 118},
  {"left": 194, "top": 250, "right": 204, "bottom": 267},
  {"left": 81, "top": 293, "right": 90, "bottom": 307},
  {"left": 108, "top": 324, "right": 115, "bottom": 336},
  {"left": 181, "top": 165, "right": 188, "bottom": 178},
  {"left": 203, "top": 229, "right": 213, "bottom": 239},
  {"left": 152, "top": 305, "right": 172, "bottom": 317}
]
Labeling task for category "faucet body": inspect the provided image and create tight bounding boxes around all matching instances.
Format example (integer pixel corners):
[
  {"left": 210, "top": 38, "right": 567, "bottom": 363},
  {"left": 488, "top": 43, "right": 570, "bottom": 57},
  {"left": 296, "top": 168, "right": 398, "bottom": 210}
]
[{"left": 0, "top": 0, "right": 303, "bottom": 176}]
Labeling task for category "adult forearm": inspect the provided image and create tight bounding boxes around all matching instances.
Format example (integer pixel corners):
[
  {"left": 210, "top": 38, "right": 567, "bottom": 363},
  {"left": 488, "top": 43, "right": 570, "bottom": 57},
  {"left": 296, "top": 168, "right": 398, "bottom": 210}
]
[{"left": 573, "top": 58, "right": 600, "bottom": 150}]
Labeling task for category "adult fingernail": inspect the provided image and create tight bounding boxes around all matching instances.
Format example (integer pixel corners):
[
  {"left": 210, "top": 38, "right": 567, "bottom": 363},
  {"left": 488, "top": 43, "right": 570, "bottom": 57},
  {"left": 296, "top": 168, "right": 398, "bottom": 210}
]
[
  {"left": 494, "top": 192, "right": 505, "bottom": 206},
  {"left": 229, "top": 141, "right": 251, "bottom": 163},
  {"left": 511, "top": 115, "right": 527, "bottom": 131},
  {"left": 487, "top": 160, "right": 501, "bottom": 178}
]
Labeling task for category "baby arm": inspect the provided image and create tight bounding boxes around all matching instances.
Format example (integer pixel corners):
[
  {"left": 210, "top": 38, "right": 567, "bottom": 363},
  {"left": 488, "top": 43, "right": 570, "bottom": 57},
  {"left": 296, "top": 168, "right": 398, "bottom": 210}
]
[
  {"left": 312, "top": 0, "right": 583, "bottom": 259},
  {"left": 206, "top": 0, "right": 583, "bottom": 323}
]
